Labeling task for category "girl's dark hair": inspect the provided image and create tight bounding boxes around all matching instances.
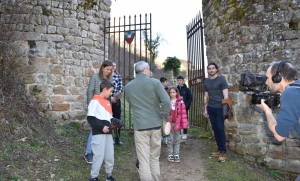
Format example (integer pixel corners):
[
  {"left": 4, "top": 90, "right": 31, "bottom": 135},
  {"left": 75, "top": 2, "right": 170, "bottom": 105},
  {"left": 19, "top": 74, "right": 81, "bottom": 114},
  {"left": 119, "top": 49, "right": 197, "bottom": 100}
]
[
  {"left": 207, "top": 62, "right": 218, "bottom": 69},
  {"left": 100, "top": 79, "right": 115, "bottom": 92},
  {"left": 99, "top": 60, "right": 113, "bottom": 81}
]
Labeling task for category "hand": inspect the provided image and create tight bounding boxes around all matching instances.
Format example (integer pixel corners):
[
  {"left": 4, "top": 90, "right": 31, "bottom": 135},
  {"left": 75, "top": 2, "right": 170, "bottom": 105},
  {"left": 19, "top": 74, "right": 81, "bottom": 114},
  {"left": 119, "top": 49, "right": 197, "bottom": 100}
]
[
  {"left": 111, "top": 97, "right": 117, "bottom": 103},
  {"left": 204, "top": 110, "right": 209, "bottom": 118},
  {"left": 256, "top": 99, "right": 272, "bottom": 113},
  {"left": 102, "top": 126, "right": 109, "bottom": 133}
]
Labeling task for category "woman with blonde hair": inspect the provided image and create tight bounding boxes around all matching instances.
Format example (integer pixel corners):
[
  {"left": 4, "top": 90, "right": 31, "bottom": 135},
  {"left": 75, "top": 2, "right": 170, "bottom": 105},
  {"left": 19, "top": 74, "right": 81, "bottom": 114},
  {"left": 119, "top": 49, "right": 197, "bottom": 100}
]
[{"left": 84, "top": 60, "right": 114, "bottom": 164}]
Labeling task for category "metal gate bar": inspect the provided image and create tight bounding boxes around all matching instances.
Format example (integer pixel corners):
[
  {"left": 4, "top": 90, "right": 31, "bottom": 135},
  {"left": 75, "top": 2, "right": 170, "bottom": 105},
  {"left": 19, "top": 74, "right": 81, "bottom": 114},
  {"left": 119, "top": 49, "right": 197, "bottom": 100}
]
[
  {"left": 104, "top": 14, "right": 152, "bottom": 129},
  {"left": 186, "top": 11, "right": 207, "bottom": 130}
]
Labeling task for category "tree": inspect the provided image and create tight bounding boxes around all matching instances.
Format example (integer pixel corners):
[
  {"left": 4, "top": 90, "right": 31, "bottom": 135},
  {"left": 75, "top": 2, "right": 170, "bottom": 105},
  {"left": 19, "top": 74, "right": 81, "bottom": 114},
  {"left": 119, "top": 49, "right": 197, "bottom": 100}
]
[
  {"left": 143, "top": 31, "right": 164, "bottom": 66},
  {"left": 163, "top": 56, "right": 181, "bottom": 76}
]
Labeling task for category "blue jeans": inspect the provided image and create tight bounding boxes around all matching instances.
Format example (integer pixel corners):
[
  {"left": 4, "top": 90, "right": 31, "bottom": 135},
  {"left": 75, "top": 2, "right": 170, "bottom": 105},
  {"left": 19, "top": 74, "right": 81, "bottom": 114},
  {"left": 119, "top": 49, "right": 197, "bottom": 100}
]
[
  {"left": 207, "top": 106, "right": 226, "bottom": 153},
  {"left": 85, "top": 131, "right": 92, "bottom": 155}
]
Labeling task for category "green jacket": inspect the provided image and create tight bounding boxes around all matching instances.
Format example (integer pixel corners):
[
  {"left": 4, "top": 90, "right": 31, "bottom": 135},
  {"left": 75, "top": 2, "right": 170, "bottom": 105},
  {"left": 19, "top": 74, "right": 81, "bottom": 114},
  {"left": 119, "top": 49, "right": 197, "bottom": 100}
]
[
  {"left": 87, "top": 73, "right": 102, "bottom": 106},
  {"left": 125, "top": 73, "right": 170, "bottom": 130}
]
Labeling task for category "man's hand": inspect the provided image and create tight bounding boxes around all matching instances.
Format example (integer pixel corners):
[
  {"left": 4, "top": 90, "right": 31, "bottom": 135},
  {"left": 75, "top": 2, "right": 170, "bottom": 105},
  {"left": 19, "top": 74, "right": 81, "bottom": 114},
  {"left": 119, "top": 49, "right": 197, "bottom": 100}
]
[
  {"left": 111, "top": 97, "right": 117, "bottom": 103},
  {"left": 256, "top": 99, "right": 272, "bottom": 113},
  {"left": 204, "top": 110, "right": 209, "bottom": 118}
]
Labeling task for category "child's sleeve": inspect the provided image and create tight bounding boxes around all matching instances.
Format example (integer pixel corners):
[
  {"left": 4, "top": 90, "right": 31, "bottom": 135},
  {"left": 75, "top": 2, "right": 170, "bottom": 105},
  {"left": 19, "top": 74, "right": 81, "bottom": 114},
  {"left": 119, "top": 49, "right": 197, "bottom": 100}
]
[
  {"left": 87, "top": 116, "right": 105, "bottom": 130},
  {"left": 181, "top": 102, "right": 189, "bottom": 129}
]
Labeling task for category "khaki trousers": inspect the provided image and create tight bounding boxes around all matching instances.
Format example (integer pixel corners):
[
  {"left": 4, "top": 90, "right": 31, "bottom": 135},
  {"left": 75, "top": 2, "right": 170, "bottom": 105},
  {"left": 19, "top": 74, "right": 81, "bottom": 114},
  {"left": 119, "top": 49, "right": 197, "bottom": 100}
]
[{"left": 134, "top": 129, "right": 161, "bottom": 181}]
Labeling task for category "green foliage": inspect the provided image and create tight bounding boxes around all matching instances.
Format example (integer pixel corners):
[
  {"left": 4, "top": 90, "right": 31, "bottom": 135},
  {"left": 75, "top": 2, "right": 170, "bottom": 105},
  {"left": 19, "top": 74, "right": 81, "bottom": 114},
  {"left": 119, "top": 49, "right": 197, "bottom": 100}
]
[
  {"left": 162, "top": 56, "right": 181, "bottom": 76},
  {"left": 32, "top": 85, "right": 42, "bottom": 93},
  {"left": 267, "top": 169, "right": 284, "bottom": 179},
  {"left": 143, "top": 32, "right": 164, "bottom": 65}
]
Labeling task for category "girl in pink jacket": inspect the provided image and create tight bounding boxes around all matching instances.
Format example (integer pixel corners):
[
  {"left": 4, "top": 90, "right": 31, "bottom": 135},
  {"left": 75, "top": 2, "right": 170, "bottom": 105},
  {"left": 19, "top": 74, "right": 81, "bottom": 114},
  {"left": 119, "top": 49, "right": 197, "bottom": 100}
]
[{"left": 167, "top": 87, "right": 188, "bottom": 162}]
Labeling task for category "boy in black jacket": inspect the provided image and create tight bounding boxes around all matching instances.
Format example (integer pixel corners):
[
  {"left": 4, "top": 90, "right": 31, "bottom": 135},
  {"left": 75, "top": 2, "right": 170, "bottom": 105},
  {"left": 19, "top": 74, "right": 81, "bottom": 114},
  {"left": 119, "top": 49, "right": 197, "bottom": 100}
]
[{"left": 176, "top": 75, "right": 193, "bottom": 140}]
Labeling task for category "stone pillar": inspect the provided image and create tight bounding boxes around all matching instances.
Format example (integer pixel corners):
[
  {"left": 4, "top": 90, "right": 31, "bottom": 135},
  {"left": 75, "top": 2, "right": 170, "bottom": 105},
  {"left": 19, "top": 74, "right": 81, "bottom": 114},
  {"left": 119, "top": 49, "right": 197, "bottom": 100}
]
[
  {"left": 0, "top": 0, "right": 112, "bottom": 124},
  {"left": 203, "top": 0, "right": 300, "bottom": 177}
]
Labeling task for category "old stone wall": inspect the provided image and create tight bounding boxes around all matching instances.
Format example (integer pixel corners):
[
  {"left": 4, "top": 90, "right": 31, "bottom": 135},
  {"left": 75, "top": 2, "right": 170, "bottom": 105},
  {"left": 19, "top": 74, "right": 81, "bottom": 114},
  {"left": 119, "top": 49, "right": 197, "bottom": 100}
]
[
  {"left": 203, "top": 0, "right": 300, "bottom": 177},
  {"left": 0, "top": 0, "right": 111, "bottom": 124}
]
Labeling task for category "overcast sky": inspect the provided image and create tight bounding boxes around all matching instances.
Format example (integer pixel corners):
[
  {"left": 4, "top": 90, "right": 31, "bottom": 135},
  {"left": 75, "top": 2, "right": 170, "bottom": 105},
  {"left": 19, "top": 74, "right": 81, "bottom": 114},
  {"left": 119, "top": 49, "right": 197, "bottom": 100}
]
[{"left": 110, "top": 0, "right": 203, "bottom": 60}]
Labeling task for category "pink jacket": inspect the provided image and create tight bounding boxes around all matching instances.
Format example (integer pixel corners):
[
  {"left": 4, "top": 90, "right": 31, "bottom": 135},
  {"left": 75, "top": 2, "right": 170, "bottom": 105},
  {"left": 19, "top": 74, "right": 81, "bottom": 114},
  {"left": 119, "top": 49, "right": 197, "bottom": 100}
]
[{"left": 169, "top": 95, "right": 188, "bottom": 131}]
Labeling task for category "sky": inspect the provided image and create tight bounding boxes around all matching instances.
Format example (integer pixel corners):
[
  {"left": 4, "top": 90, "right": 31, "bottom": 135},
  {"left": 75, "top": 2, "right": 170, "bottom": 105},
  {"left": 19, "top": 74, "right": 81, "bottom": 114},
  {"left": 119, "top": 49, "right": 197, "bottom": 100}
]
[{"left": 110, "top": 0, "right": 203, "bottom": 61}]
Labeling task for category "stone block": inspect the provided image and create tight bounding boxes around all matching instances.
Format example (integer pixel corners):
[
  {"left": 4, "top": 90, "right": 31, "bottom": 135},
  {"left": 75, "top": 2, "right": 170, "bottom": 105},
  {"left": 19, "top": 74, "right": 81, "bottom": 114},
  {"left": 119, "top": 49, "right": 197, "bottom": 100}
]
[
  {"left": 33, "top": 6, "right": 42, "bottom": 14},
  {"left": 68, "top": 110, "right": 86, "bottom": 120},
  {"left": 23, "top": 74, "right": 35, "bottom": 84},
  {"left": 87, "top": 68, "right": 95, "bottom": 76},
  {"left": 52, "top": 103, "right": 70, "bottom": 111},
  {"left": 53, "top": 86, "right": 68, "bottom": 95},
  {"left": 63, "top": 18, "right": 78, "bottom": 29},
  {"left": 64, "top": 95, "right": 78, "bottom": 102},
  {"left": 35, "top": 73, "right": 48, "bottom": 84},
  {"left": 71, "top": 102, "right": 83, "bottom": 110},
  {"left": 56, "top": 42, "right": 70, "bottom": 49},
  {"left": 235, "top": 143, "right": 247, "bottom": 155},
  {"left": 267, "top": 144, "right": 285, "bottom": 159},
  {"left": 50, "top": 95, "right": 64, "bottom": 103},
  {"left": 48, "top": 25, "right": 56, "bottom": 33},
  {"left": 281, "top": 160, "right": 300, "bottom": 173},
  {"left": 69, "top": 86, "right": 81, "bottom": 95},
  {"left": 239, "top": 123, "right": 259, "bottom": 135},
  {"left": 80, "top": 20, "right": 89, "bottom": 30},
  {"left": 35, "top": 25, "right": 47, "bottom": 33},
  {"left": 50, "top": 64, "right": 64, "bottom": 74},
  {"left": 64, "top": 50, "right": 73, "bottom": 59},
  {"left": 286, "top": 147, "right": 300, "bottom": 159},
  {"left": 73, "top": 52, "right": 84, "bottom": 59},
  {"left": 31, "top": 57, "right": 50, "bottom": 73},
  {"left": 75, "top": 37, "right": 82, "bottom": 45},
  {"left": 55, "top": 74, "right": 64, "bottom": 85},
  {"left": 42, "top": 34, "right": 64, "bottom": 42},
  {"left": 83, "top": 38, "right": 93, "bottom": 46},
  {"left": 74, "top": 77, "right": 84, "bottom": 87},
  {"left": 89, "top": 23, "right": 100, "bottom": 33},
  {"left": 247, "top": 143, "right": 266, "bottom": 156},
  {"left": 69, "top": 27, "right": 81, "bottom": 36},
  {"left": 65, "top": 36, "right": 75, "bottom": 43},
  {"left": 65, "top": 76, "right": 74, "bottom": 86}
]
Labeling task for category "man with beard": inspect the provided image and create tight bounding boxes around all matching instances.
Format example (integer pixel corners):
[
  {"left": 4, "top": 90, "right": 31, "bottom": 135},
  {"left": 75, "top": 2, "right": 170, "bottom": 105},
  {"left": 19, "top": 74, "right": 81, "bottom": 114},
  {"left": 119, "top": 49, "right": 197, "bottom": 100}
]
[
  {"left": 257, "top": 61, "right": 300, "bottom": 141},
  {"left": 203, "top": 62, "right": 229, "bottom": 162}
]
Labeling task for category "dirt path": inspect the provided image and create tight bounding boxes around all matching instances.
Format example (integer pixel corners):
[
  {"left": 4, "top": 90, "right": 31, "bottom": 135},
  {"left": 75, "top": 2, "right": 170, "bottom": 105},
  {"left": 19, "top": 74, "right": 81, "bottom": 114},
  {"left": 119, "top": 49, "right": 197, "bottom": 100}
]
[{"left": 160, "top": 136, "right": 208, "bottom": 181}]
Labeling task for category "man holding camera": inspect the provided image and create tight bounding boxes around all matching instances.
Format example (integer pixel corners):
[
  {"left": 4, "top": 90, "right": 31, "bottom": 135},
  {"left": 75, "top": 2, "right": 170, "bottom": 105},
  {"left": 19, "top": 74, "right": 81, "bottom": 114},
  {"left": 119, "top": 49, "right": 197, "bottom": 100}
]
[{"left": 257, "top": 60, "right": 300, "bottom": 142}]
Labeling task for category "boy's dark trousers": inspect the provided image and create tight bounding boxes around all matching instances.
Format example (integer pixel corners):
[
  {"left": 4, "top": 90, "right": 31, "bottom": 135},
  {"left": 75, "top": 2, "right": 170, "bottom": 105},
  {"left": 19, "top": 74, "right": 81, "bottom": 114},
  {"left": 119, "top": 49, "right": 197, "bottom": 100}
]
[{"left": 112, "top": 100, "right": 122, "bottom": 144}]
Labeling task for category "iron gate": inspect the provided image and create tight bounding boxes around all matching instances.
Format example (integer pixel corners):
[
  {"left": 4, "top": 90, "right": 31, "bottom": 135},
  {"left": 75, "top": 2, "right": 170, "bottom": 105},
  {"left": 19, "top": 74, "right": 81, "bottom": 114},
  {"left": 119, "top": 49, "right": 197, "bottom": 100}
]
[
  {"left": 104, "top": 14, "right": 152, "bottom": 129},
  {"left": 186, "top": 12, "right": 207, "bottom": 130}
]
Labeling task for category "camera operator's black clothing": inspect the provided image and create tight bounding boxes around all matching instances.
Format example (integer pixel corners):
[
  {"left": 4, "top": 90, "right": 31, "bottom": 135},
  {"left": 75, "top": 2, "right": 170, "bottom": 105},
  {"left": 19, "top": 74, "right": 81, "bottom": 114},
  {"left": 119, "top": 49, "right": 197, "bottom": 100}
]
[{"left": 177, "top": 84, "right": 192, "bottom": 110}]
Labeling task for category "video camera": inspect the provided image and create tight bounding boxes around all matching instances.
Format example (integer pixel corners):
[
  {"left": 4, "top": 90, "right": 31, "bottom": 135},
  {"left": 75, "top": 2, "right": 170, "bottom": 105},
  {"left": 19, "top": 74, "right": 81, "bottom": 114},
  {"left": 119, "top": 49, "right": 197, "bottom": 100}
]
[{"left": 239, "top": 72, "right": 280, "bottom": 108}]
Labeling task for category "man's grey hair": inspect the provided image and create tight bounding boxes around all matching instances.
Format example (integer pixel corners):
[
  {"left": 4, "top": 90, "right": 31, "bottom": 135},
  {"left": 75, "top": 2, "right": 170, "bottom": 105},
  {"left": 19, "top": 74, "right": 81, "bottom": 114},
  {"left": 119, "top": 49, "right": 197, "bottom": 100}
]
[{"left": 135, "top": 61, "right": 149, "bottom": 74}]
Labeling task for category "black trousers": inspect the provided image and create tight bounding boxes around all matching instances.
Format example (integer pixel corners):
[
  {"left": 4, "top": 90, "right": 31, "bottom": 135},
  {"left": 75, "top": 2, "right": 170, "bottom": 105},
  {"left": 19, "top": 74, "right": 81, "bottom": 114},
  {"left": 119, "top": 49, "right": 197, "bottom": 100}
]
[{"left": 112, "top": 100, "right": 121, "bottom": 140}]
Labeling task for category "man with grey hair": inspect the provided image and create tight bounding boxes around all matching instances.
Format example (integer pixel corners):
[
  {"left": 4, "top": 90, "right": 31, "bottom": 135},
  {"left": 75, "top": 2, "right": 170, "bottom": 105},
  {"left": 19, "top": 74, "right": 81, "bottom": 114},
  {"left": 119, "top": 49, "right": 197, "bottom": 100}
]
[{"left": 125, "top": 61, "right": 170, "bottom": 181}]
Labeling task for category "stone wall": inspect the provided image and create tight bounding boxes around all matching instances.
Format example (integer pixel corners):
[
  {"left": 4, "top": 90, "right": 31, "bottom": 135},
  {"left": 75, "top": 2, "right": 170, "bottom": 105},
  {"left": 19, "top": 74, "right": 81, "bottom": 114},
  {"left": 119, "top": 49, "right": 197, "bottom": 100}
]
[
  {"left": 0, "top": 0, "right": 111, "bottom": 124},
  {"left": 203, "top": 0, "right": 300, "bottom": 177}
]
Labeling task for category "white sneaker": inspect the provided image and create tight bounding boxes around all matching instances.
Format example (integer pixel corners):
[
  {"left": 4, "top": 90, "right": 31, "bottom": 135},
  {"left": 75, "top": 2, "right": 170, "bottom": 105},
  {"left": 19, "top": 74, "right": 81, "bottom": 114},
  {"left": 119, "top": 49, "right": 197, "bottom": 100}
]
[{"left": 181, "top": 134, "right": 187, "bottom": 140}]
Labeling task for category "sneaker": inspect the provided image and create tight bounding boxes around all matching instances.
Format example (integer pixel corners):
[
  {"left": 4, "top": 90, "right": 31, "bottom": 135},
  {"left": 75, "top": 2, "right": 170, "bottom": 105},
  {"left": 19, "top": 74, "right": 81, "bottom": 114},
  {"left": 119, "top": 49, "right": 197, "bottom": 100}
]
[
  {"left": 84, "top": 153, "right": 93, "bottom": 164},
  {"left": 106, "top": 176, "right": 116, "bottom": 181},
  {"left": 181, "top": 134, "right": 187, "bottom": 140},
  {"left": 211, "top": 150, "right": 220, "bottom": 157},
  {"left": 174, "top": 155, "right": 180, "bottom": 163},
  {"left": 115, "top": 140, "right": 123, "bottom": 145},
  {"left": 168, "top": 155, "right": 174, "bottom": 162},
  {"left": 89, "top": 177, "right": 99, "bottom": 181},
  {"left": 218, "top": 153, "right": 227, "bottom": 162}
]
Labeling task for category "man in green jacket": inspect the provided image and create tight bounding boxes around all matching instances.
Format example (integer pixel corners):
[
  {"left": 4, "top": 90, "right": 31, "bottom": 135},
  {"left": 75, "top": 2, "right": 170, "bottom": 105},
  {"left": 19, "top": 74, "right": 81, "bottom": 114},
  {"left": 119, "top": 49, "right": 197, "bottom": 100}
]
[{"left": 125, "top": 61, "right": 170, "bottom": 181}]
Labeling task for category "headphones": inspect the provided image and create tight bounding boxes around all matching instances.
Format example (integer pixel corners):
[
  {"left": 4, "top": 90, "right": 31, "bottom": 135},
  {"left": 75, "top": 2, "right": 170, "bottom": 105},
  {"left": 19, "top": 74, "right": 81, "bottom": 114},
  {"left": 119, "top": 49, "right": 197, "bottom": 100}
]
[{"left": 272, "top": 60, "right": 290, "bottom": 83}]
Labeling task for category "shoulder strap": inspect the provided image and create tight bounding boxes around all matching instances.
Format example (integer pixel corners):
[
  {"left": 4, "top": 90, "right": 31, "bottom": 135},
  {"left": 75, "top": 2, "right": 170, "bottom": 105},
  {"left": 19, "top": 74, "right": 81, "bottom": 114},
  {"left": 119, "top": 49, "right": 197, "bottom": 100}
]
[{"left": 208, "top": 76, "right": 218, "bottom": 95}]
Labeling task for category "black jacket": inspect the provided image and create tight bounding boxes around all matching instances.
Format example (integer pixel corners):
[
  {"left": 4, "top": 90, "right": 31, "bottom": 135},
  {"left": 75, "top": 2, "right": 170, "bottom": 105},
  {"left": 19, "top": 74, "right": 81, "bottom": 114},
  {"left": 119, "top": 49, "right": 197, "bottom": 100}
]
[
  {"left": 87, "top": 116, "right": 112, "bottom": 135},
  {"left": 177, "top": 84, "right": 193, "bottom": 110}
]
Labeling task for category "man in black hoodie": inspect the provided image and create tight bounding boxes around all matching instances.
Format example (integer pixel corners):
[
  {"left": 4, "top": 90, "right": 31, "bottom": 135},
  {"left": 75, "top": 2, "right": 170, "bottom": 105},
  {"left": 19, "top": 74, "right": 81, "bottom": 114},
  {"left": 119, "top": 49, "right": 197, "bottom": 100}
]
[{"left": 176, "top": 75, "right": 193, "bottom": 140}]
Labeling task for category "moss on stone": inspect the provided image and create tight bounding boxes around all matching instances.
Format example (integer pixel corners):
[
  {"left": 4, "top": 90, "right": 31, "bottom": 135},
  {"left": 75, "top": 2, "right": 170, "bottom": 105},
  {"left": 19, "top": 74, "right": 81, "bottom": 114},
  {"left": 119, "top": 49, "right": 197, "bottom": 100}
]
[
  {"left": 78, "top": 0, "right": 97, "bottom": 10},
  {"left": 213, "top": 0, "right": 221, "bottom": 8},
  {"left": 230, "top": 8, "right": 246, "bottom": 22}
]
